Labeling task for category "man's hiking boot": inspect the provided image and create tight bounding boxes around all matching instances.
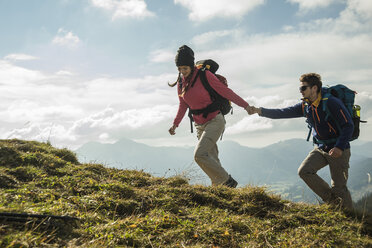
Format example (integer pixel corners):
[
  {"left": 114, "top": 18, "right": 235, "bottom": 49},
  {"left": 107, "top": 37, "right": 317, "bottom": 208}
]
[
  {"left": 324, "top": 195, "right": 353, "bottom": 211},
  {"left": 223, "top": 175, "right": 238, "bottom": 188}
]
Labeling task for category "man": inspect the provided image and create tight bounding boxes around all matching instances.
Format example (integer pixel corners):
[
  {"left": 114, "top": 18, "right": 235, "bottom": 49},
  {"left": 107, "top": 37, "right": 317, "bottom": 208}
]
[{"left": 250, "top": 73, "right": 354, "bottom": 209}]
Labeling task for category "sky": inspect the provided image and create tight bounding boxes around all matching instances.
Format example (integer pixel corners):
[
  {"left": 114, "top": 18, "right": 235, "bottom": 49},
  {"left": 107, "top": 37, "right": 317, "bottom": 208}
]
[{"left": 0, "top": 0, "right": 372, "bottom": 150}]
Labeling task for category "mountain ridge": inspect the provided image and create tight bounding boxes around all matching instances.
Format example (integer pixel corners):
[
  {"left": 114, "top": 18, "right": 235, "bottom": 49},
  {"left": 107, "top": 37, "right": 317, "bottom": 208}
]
[{"left": 77, "top": 138, "right": 372, "bottom": 203}]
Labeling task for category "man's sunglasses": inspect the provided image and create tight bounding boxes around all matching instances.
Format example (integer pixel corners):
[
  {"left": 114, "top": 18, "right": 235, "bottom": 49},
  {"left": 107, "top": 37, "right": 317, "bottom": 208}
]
[{"left": 299, "top": 85, "right": 311, "bottom": 92}]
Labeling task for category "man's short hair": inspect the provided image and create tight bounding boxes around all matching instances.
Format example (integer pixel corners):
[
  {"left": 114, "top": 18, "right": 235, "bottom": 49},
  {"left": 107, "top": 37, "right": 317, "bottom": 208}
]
[{"left": 300, "top": 73, "right": 322, "bottom": 93}]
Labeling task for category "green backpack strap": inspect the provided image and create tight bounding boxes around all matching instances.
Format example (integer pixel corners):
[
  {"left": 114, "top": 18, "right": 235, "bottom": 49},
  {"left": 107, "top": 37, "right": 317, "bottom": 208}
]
[
  {"left": 322, "top": 93, "right": 342, "bottom": 133},
  {"left": 322, "top": 93, "right": 331, "bottom": 121}
]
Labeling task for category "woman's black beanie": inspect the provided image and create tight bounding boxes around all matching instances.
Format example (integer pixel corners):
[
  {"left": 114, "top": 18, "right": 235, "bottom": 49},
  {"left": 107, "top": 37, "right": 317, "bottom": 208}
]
[{"left": 175, "top": 45, "right": 195, "bottom": 67}]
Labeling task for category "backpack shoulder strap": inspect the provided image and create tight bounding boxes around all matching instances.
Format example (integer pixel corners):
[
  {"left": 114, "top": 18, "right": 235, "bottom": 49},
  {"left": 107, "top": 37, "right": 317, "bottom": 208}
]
[
  {"left": 199, "top": 69, "right": 218, "bottom": 100},
  {"left": 321, "top": 92, "right": 332, "bottom": 121},
  {"left": 179, "top": 70, "right": 201, "bottom": 91},
  {"left": 322, "top": 94, "right": 343, "bottom": 133},
  {"left": 302, "top": 102, "right": 312, "bottom": 141},
  {"left": 190, "top": 70, "right": 201, "bottom": 88}
]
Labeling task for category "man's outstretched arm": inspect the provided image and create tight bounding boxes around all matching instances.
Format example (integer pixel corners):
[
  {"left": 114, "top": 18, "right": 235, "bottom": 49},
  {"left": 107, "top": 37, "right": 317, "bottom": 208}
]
[{"left": 249, "top": 103, "right": 304, "bottom": 119}]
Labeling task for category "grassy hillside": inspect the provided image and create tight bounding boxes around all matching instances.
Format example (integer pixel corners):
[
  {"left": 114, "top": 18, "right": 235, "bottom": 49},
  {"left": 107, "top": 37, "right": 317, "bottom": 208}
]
[{"left": 0, "top": 139, "right": 371, "bottom": 247}]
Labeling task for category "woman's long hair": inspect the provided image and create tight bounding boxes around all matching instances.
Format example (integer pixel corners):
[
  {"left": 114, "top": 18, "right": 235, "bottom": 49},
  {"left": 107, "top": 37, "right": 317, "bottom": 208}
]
[
  {"left": 168, "top": 67, "right": 195, "bottom": 96},
  {"left": 168, "top": 73, "right": 181, "bottom": 87}
]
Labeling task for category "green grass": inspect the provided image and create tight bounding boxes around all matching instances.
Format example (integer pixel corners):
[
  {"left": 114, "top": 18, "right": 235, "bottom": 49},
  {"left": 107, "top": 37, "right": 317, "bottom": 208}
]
[{"left": 0, "top": 139, "right": 371, "bottom": 247}]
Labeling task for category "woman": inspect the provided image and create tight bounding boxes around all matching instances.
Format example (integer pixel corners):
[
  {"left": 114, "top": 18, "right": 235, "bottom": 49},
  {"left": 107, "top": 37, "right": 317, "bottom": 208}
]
[{"left": 168, "top": 45, "right": 251, "bottom": 187}]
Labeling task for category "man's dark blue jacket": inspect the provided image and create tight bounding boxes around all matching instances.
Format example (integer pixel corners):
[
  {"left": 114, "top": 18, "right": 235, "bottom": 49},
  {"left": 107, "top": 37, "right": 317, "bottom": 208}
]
[{"left": 260, "top": 89, "right": 354, "bottom": 152}]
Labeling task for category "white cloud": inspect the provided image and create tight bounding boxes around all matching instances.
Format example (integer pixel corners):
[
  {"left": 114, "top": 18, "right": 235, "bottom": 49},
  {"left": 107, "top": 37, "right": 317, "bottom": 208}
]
[
  {"left": 205, "top": 32, "right": 372, "bottom": 93},
  {"left": 56, "top": 70, "right": 75, "bottom": 76},
  {"left": 0, "top": 60, "right": 45, "bottom": 86},
  {"left": 282, "top": 25, "right": 295, "bottom": 32},
  {"left": 98, "top": 132, "right": 115, "bottom": 143},
  {"left": 294, "top": 0, "right": 372, "bottom": 33},
  {"left": 226, "top": 115, "right": 273, "bottom": 134},
  {"left": 348, "top": 0, "right": 372, "bottom": 20},
  {"left": 149, "top": 49, "right": 174, "bottom": 63},
  {"left": 339, "top": 0, "right": 372, "bottom": 29},
  {"left": 2, "top": 24, "right": 372, "bottom": 148},
  {"left": 2, "top": 0, "right": 372, "bottom": 149},
  {"left": 0, "top": 59, "right": 180, "bottom": 148},
  {"left": 52, "top": 29, "right": 81, "bottom": 49},
  {"left": 174, "top": 0, "right": 265, "bottom": 21},
  {"left": 2, "top": 100, "right": 83, "bottom": 123},
  {"left": 287, "top": 0, "right": 343, "bottom": 12},
  {"left": 90, "top": 0, "right": 155, "bottom": 20},
  {"left": 4, "top": 54, "right": 38, "bottom": 61},
  {"left": 70, "top": 105, "right": 174, "bottom": 133},
  {"left": 2, "top": 105, "right": 177, "bottom": 149},
  {"left": 191, "top": 30, "right": 243, "bottom": 46},
  {"left": 188, "top": 1, "right": 372, "bottom": 143},
  {"left": 246, "top": 95, "right": 299, "bottom": 109},
  {"left": 3, "top": 123, "right": 79, "bottom": 146}
]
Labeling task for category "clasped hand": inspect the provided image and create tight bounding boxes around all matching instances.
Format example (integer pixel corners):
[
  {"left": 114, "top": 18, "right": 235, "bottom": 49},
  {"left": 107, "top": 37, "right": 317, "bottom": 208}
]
[{"left": 245, "top": 106, "right": 261, "bottom": 115}]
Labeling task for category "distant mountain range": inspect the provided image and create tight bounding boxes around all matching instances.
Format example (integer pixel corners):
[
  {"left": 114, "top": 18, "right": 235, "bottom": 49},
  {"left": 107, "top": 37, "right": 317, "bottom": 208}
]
[{"left": 76, "top": 138, "right": 372, "bottom": 204}]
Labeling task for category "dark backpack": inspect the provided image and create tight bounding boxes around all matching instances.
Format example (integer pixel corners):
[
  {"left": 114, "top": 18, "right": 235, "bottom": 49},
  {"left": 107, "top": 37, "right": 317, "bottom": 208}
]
[
  {"left": 194, "top": 59, "right": 232, "bottom": 116},
  {"left": 180, "top": 59, "right": 232, "bottom": 133},
  {"left": 306, "top": 84, "right": 366, "bottom": 143}
]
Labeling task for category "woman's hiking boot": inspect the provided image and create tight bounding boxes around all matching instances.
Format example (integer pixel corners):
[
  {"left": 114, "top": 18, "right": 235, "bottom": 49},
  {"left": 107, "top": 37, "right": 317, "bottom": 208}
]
[{"left": 223, "top": 175, "right": 238, "bottom": 188}]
